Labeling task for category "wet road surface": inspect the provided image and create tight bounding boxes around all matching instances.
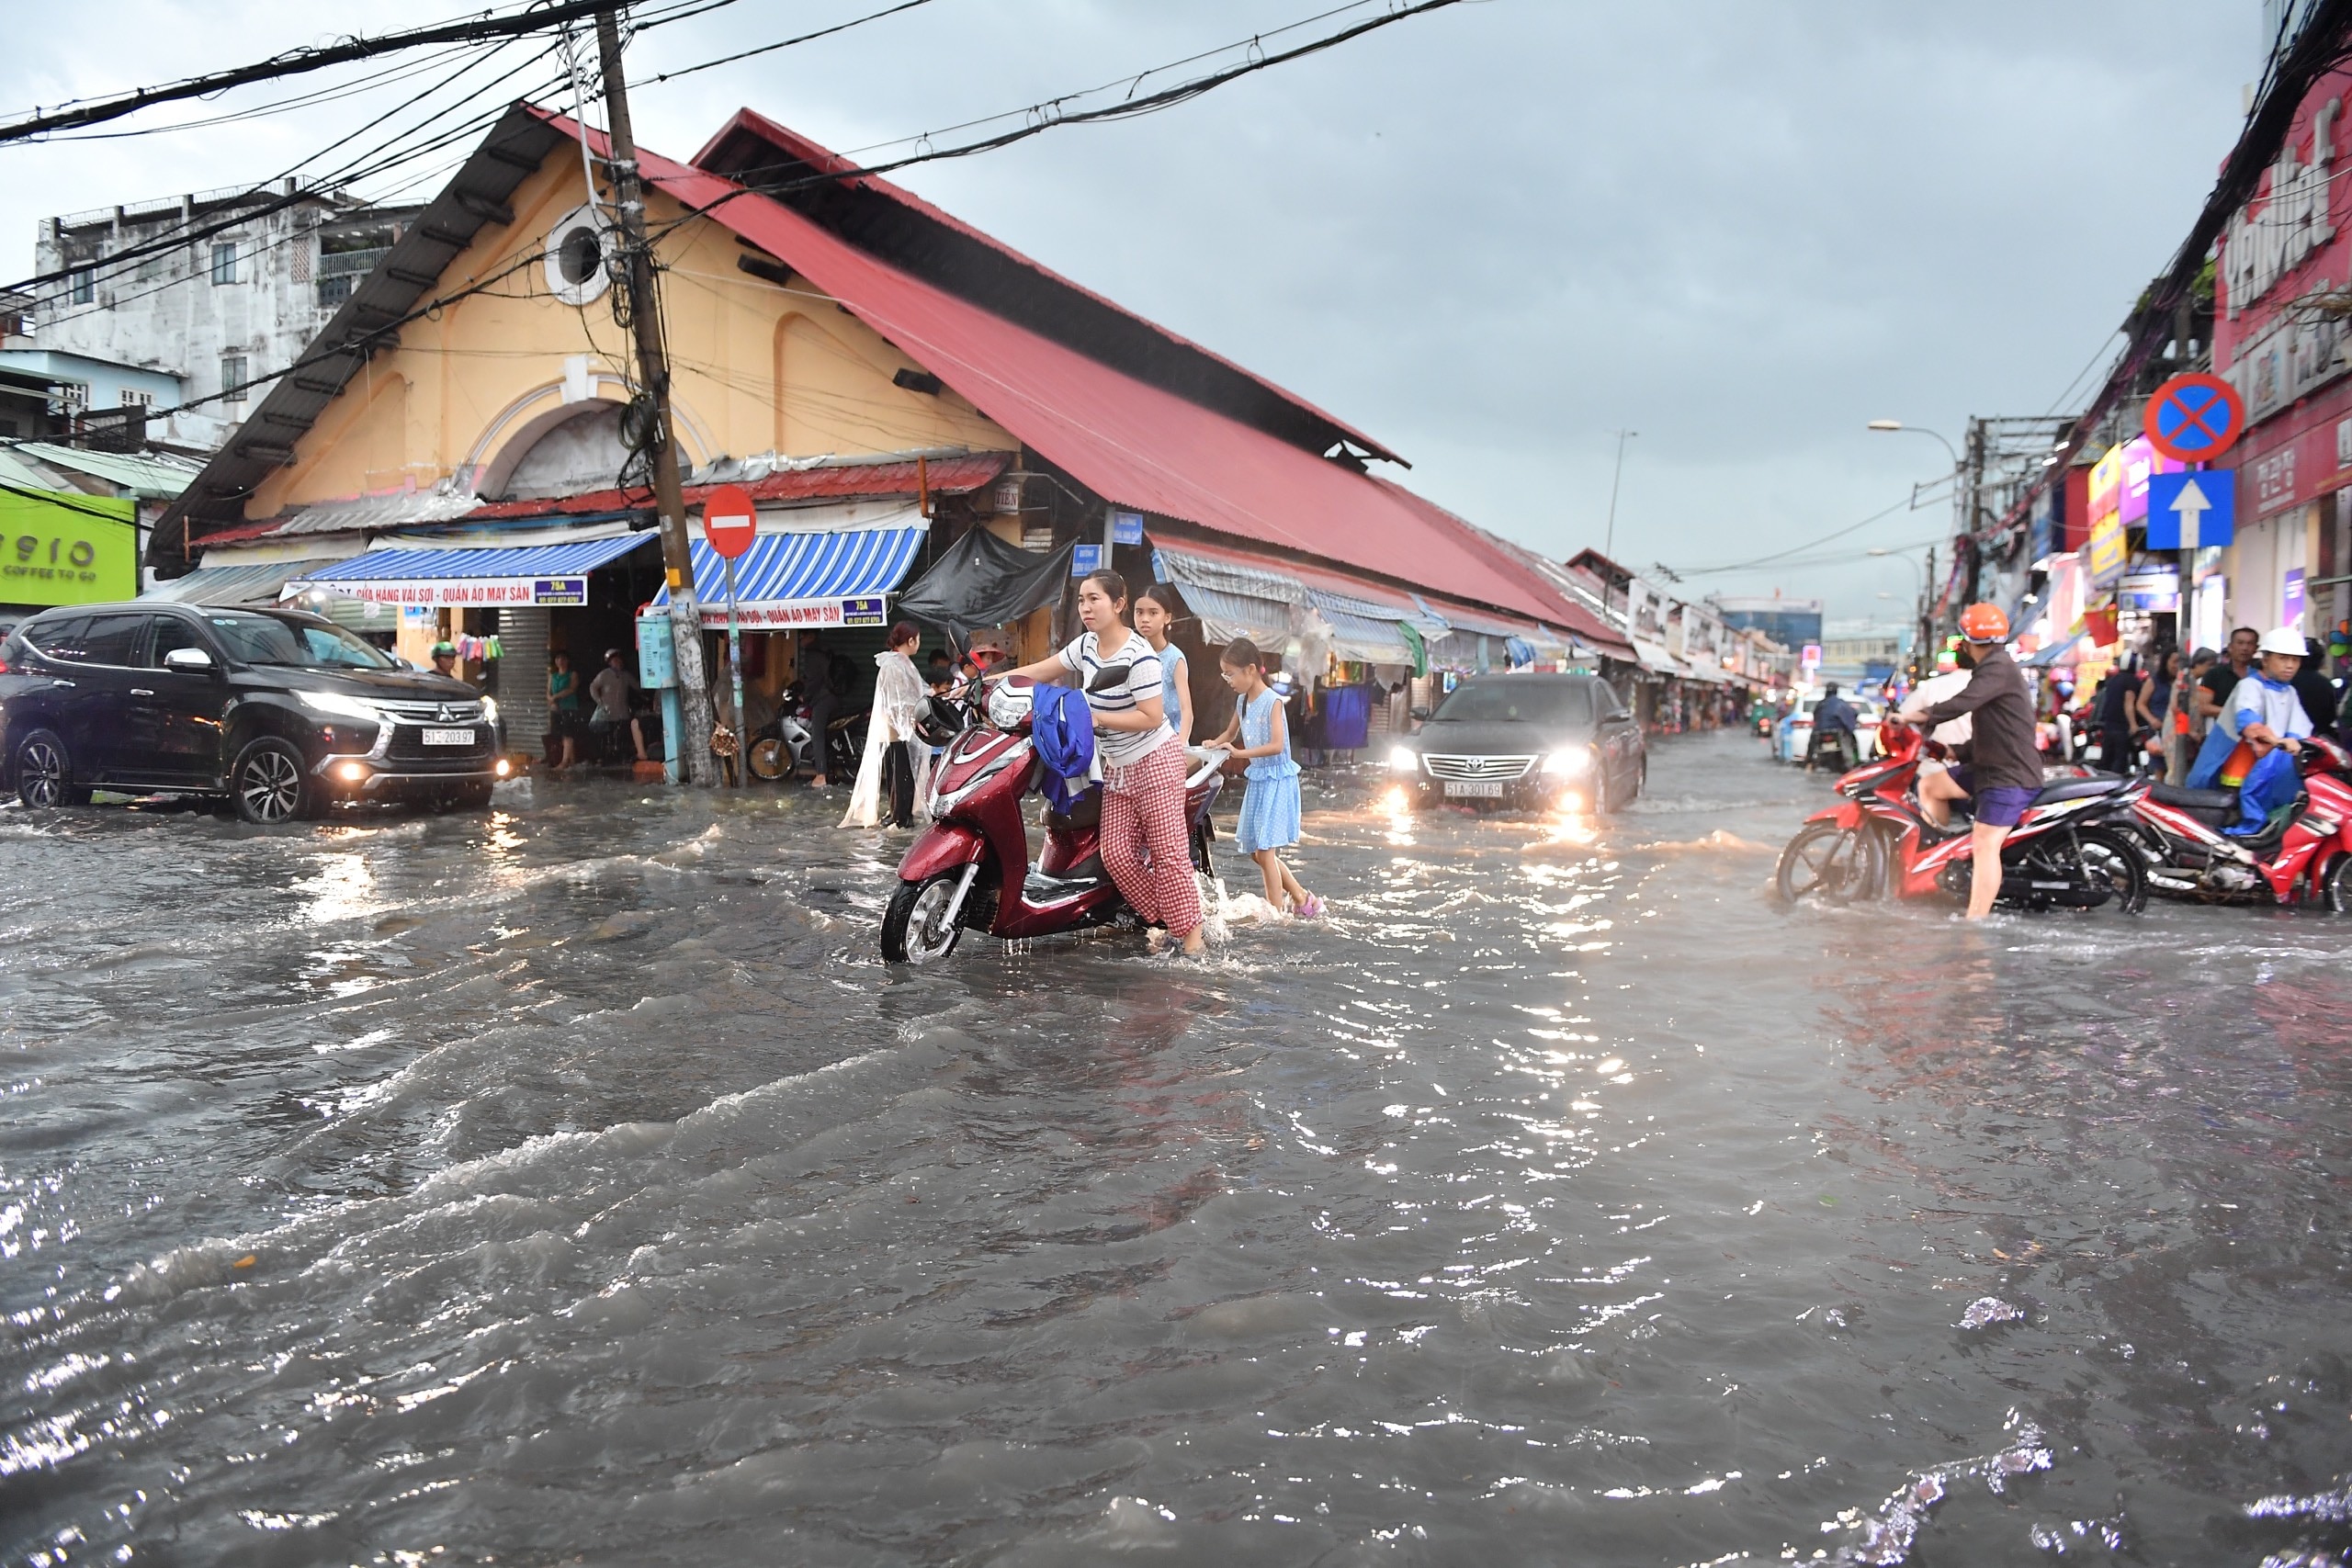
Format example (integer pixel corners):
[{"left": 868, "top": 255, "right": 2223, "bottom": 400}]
[{"left": 5, "top": 729, "right": 2351, "bottom": 1566}]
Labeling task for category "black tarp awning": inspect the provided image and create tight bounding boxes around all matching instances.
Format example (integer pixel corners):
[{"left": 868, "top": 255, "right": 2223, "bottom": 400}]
[{"left": 894, "top": 525, "right": 1074, "bottom": 638}]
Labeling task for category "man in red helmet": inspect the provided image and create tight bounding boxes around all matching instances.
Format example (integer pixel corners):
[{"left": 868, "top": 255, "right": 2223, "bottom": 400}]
[{"left": 1895, "top": 603, "right": 2040, "bottom": 919}]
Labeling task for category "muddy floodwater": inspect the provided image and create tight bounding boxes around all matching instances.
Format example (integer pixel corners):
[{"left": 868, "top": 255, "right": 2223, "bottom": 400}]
[{"left": 5, "top": 730, "right": 2351, "bottom": 1566}]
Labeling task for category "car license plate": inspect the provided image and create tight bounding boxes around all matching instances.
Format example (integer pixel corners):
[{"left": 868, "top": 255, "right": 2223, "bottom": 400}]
[
  {"left": 422, "top": 728, "right": 474, "bottom": 747},
  {"left": 1443, "top": 779, "right": 1505, "bottom": 798}
]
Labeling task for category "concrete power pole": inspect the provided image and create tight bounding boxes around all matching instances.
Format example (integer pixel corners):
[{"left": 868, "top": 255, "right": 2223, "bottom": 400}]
[{"left": 595, "top": 5, "right": 716, "bottom": 784}]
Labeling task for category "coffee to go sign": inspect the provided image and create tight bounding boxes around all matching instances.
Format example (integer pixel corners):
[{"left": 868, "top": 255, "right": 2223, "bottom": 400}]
[{"left": 0, "top": 491, "right": 137, "bottom": 609}]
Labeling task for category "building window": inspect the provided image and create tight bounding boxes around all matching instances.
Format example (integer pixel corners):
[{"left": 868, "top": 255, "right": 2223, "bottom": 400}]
[
  {"left": 70, "top": 267, "right": 95, "bottom": 305},
  {"left": 135, "top": 254, "right": 164, "bottom": 283},
  {"left": 211, "top": 243, "right": 239, "bottom": 285},
  {"left": 120, "top": 389, "right": 154, "bottom": 409},
  {"left": 220, "top": 355, "right": 248, "bottom": 405}
]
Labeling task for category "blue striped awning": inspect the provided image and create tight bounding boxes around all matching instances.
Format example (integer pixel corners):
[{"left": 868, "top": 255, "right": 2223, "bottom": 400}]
[
  {"left": 652, "top": 526, "right": 925, "bottom": 628},
  {"left": 288, "top": 535, "right": 653, "bottom": 606}
]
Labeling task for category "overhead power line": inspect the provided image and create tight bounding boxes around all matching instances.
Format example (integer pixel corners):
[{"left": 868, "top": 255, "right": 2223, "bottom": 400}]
[
  {"left": 0, "top": 0, "right": 693, "bottom": 145},
  {"left": 656, "top": 0, "right": 1466, "bottom": 231}
]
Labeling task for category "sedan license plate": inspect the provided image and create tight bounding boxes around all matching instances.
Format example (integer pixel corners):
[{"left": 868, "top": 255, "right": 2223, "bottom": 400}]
[
  {"left": 1443, "top": 779, "right": 1505, "bottom": 799},
  {"left": 421, "top": 728, "right": 475, "bottom": 747}
]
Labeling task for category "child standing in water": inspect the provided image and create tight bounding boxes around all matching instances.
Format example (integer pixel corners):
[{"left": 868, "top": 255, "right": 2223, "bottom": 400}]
[{"left": 1210, "top": 637, "right": 1324, "bottom": 918}]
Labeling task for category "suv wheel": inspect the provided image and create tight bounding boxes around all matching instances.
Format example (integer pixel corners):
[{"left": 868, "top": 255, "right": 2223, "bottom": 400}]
[
  {"left": 232, "top": 737, "right": 318, "bottom": 824},
  {"left": 14, "top": 729, "right": 90, "bottom": 808}
]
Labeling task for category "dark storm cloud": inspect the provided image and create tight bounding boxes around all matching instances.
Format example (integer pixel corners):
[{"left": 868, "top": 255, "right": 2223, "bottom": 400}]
[{"left": 1, "top": 2, "right": 2257, "bottom": 615}]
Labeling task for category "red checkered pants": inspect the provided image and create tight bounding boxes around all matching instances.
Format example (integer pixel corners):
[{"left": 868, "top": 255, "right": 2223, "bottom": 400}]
[{"left": 1102, "top": 735, "right": 1203, "bottom": 937}]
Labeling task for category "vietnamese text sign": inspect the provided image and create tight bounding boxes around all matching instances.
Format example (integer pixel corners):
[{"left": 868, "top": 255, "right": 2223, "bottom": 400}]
[
  {"left": 695, "top": 596, "right": 889, "bottom": 630},
  {"left": 0, "top": 491, "right": 136, "bottom": 608},
  {"left": 322, "top": 577, "right": 590, "bottom": 607}
]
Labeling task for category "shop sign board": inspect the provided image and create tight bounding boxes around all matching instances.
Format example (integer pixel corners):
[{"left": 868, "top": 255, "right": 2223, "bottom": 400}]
[
  {"left": 698, "top": 596, "right": 889, "bottom": 630},
  {"left": 2285, "top": 567, "right": 2308, "bottom": 627},
  {"left": 1071, "top": 544, "right": 1102, "bottom": 577},
  {"left": 335, "top": 577, "right": 590, "bottom": 607},
  {"left": 2216, "top": 67, "right": 2352, "bottom": 422},
  {"left": 2119, "top": 436, "right": 2184, "bottom": 525},
  {"left": 2087, "top": 512, "right": 2129, "bottom": 588},
  {"left": 2117, "top": 566, "right": 2181, "bottom": 612},
  {"left": 1110, "top": 510, "right": 1145, "bottom": 546},
  {"left": 0, "top": 491, "right": 136, "bottom": 608},
  {"left": 2086, "top": 444, "right": 2125, "bottom": 521},
  {"left": 2145, "top": 471, "right": 2234, "bottom": 548}
]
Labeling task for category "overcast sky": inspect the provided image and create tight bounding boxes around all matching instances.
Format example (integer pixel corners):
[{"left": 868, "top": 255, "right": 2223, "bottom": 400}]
[{"left": 0, "top": 1, "right": 2264, "bottom": 623}]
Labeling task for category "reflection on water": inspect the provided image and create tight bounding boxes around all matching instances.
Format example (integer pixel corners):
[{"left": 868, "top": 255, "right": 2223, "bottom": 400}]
[{"left": 4, "top": 734, "right": 2351, "bottom": 1565}]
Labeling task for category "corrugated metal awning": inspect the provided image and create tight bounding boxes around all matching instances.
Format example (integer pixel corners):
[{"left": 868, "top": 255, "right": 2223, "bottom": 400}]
[{"left": 141, "top": 558, "right": 346, "bottom": 606}]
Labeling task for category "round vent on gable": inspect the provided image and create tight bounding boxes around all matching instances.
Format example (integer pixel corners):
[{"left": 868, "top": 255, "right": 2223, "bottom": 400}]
[{"left": 543, "top": 204, "right": 613, "bottom": 307}]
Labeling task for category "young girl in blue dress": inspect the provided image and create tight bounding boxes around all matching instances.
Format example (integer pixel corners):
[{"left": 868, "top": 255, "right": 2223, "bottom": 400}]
[{"left": 1210, "top": 637, "right": 1324, "bottom": 918}]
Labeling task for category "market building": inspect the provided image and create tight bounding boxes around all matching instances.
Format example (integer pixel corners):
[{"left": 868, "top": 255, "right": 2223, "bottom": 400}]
[{"left": 148, "top": 104, "right": 1628, "bottom": 769}]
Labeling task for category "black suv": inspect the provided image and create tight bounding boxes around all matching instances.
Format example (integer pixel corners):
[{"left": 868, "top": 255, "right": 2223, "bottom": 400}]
[
  {"left": 1386, "top": 672, "right": 1646, "bottom": 812},
  {"left": 0, "top": 603, "right": 509, "bottom": 821}
]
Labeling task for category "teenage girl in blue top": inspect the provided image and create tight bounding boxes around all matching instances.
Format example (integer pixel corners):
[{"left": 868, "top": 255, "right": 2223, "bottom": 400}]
[
  {"left": 1133, "top": 583, "right": 1192, "bottom": 744},
  {"left": 1209, "top": 637, "right": 1323, "bottom": 918}
]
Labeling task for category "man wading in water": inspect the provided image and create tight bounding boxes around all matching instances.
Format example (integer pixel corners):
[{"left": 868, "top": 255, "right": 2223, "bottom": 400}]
[{"left": 1896, "top": 603, "right": 2039, "bottom": 920}]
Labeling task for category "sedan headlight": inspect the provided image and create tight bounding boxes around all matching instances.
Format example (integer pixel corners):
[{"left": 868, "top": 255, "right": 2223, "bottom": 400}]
[
  {"left": 1386, "top": 744, "right": 1419, "bottom": 773},
  {"left": 297, "top": 690, "right": 383, "bottom": 724},
  {"left": 1543, "top": 748, "right": 1593, "bottom": 775}
]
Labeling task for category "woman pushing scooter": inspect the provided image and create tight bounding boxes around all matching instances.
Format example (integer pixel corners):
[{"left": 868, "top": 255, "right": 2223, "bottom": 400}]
[{"left": 988, "top": 570, "right": 1207, "bottom": 956}]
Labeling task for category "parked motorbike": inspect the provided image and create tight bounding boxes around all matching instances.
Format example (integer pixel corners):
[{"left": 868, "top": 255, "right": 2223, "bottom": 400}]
[
  {"left": 2117, "top": 735, "right": 2352, "bottom": 908},
  {"left": 881, "top": 673, "right": 1227, "bottom": 964},
  {"left": 745, "top": 682, "right": 868, "bottom": 784},
  {"left": 1776, "top": 719, "right": 2148, "bottom": 913}
]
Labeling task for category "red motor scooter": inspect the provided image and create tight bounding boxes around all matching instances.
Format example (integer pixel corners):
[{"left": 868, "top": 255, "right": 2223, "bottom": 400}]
[
  {"left": 2123, "top": 735, "right": 2352, "bottom": 908},
  {"left": 880, "top": 675, "right": 1228, "bottom": 963},
  {"left": 1775, "top": 719, "right": 2150, "bottom": 913}
]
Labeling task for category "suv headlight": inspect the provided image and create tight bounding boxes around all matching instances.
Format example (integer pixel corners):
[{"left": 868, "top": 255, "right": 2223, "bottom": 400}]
[
  {"left": 297, "top": 690, "right": 383, "bottom": 724},
  {"left": 481, "top": 696, "right": 500, "bottom": 725},
  {"left": 1543, "top": 748, "right": 1592, "bottom": 775}
]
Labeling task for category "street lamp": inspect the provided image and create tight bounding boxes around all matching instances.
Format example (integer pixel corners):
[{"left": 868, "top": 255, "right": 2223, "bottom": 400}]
[
  {"left": 1871, "top": 547, "right": 1930, "bottom": 679},
  {"left": 1866, "top": 419, "right": 1961, "bottom": 469},
  {"left": 1602, "top": 428, "right": 1637, "bottom": 563}
]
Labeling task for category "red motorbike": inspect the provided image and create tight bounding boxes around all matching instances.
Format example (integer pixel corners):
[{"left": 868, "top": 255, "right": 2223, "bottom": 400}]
[
  {"left": 881, "top": 675, "right": 1228, "bottom": 964},
  {"left": 2122, "top": 735, "right": 2352, "bottom": 908},
  {"left": 1775, "top": 720, "right": 2149, "bottom": 913}
]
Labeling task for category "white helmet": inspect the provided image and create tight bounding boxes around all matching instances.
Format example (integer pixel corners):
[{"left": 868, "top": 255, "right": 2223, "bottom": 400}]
[{"left": 2257, "top": 626, "right": 2310, "bottom": 658}]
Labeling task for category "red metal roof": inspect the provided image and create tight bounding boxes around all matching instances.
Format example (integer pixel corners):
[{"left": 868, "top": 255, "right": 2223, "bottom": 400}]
[
  {"left": 464, "top": 453, "right": 1009, "bottom": 521},
  {"left": 548, "top": 114, "right": 1616, "bottom": 645},
  {"left": 690, "top": 108, "right": 1403, "bottom": 468}
]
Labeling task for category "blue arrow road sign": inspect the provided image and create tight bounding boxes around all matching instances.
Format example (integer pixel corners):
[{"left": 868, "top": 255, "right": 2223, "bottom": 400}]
[{"left": 2145, "top": 470, "right": 2233, "bottom": 549}]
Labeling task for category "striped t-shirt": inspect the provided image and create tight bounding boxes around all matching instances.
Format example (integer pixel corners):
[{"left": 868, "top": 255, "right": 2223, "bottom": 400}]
[{"left": 1058, "top": 629, "right": 1169, "bottom": 765}]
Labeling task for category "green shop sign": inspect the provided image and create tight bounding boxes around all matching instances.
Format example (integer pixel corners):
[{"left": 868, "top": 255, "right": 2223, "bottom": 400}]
[{"left": 0, "top": 491, "right": 137, "bottom": 608}]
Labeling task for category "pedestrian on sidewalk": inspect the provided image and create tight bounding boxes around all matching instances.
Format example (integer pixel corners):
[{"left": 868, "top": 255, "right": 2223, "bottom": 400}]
[
  {"left": 589, "top": 648, "right": 649, "bottom": 763},
  {"left": 547, "top": 650, "right": 584, "bottom": 773},
  {"left": 1208, "top": 637, "right": 1322, "bottom": 919}
]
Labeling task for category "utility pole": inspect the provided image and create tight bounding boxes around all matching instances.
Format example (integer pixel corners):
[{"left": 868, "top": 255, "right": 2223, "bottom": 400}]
[
  {"left": 1602, "top": 429, "right": 1636, "bottom": 625},
  {"left": 1918, "top": 545, "right": 1937, "bottom": 679},
  {"left": 596, "top": 4, "right": 716, "bottom": 784}
]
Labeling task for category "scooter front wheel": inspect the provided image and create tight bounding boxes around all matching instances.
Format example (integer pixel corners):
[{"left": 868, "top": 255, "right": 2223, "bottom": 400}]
[
  {"left": 883, "top": 872, "right": 967, "bottom": 964},
  {"left": 747, "top": 737, "right": 789, "bottom": 781}
]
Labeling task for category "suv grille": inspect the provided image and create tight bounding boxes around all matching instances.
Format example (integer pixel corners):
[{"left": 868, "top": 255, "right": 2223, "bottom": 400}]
[
  {"left": 1422, "top": 753, "right": 1535, "bottom": 782},
  {"left": 375, "top": 698, "right": 486, "bottom": 725}
]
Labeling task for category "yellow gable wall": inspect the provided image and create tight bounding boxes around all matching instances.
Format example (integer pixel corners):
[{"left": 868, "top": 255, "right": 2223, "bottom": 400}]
[{"left": 252, "top": 144, "right": 1014, "bottom": 518}]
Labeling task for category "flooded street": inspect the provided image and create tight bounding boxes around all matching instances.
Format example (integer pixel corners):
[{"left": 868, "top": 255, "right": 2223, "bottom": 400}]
[{"left": 6, "top": 728, "right": 2351, "bottom": 1566}]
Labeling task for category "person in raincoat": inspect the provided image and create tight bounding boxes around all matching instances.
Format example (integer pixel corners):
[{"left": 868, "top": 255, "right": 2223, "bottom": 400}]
[
  {"left": 842, "top": 623, "right": 932, "bottom": 829},
  {"left": 2222, "top": 627, "right": 2317, "bottom": 835}
]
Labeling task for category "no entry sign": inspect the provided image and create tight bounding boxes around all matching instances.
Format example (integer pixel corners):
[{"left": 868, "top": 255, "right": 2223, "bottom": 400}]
[
  {"left": 702, "top": 483, "right": 758, "bottom": 560},
  {"left": 2143, "top": 373, "right": 2245, "bottom": 464}
]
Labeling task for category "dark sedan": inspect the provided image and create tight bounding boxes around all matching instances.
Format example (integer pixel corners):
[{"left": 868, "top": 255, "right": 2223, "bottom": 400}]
[{"left": 1387, "top": 672, "right": 1646, "bottom": 812}]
